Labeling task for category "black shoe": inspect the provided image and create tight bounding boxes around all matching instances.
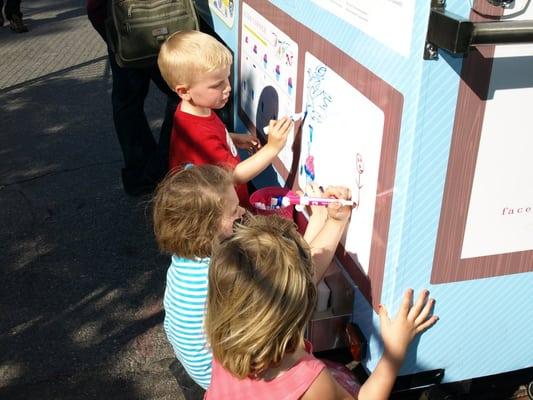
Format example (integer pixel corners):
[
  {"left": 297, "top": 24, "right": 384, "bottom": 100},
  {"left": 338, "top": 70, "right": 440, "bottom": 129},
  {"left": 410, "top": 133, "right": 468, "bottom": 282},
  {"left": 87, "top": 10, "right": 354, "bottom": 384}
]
[{"left": 9, "top": 15, "right": 28, "bottom": 33}]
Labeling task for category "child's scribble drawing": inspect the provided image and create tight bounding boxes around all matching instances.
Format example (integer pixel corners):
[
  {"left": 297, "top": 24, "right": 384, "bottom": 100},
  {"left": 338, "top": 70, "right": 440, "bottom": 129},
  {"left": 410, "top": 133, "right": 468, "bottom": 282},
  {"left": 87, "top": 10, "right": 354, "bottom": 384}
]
[
  {"left": 355, "top": 152, "right": 364, "bottom": 209},
  {"left": 301, "top": 64, "right": 366, "bottom": 212},
  {"left": 300, "top": 122, "right": 316, "bottom": 182},
  {"left": 272, "top": 33, "right": 294, "bottom": 66},
  {"left": 303, "top": 155, "right": 315, "bottom": 181},
  {"left": 300, "top": 66, "right": 333, "bottom": 183},
  {"left": 306, "top": 65, "right": 333, "bottom": 124}
]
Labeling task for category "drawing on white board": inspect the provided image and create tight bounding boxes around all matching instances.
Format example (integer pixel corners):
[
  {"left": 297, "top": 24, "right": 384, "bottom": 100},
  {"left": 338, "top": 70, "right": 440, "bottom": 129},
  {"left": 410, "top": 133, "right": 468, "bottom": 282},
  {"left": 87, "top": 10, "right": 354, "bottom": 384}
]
[
  {"left": 300, "top": 64, "right": 335, "bottom": 183},
  {"left": 272, "top": 33, "right": 295, "bottom": 67},
  {"left": 299, "top": 52, "right": 384, "bottom": 274},
  {"left": 306, "top": 65, "right": 333, "bottom": 124},
  {"left": 355, "top": 152, "right": 364, "bottom": 209},
  {"left": 302, "top": 124, "right": 315, "bottom": 182}
]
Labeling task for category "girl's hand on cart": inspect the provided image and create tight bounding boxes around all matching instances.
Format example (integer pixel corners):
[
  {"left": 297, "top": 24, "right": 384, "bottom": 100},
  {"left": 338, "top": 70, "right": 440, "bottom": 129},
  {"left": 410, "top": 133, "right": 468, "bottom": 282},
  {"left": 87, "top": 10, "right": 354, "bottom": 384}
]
[{"left": 378, "top": 289, "right": 439, "bottom": 365}]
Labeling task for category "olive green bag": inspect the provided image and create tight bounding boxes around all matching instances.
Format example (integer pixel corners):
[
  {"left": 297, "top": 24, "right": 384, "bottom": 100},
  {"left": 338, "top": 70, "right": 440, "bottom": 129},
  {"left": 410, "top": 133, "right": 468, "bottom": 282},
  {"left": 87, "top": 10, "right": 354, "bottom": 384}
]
[{"left": 106, "top": 0, "right": 199, "bottom": 68}]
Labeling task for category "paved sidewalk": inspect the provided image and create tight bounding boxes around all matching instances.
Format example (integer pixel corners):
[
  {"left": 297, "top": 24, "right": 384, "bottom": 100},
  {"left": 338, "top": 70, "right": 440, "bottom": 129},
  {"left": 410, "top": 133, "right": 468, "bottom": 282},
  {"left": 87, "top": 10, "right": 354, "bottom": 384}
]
[{"left": 0, "top": 1, "right": 195, "bottom": 399}]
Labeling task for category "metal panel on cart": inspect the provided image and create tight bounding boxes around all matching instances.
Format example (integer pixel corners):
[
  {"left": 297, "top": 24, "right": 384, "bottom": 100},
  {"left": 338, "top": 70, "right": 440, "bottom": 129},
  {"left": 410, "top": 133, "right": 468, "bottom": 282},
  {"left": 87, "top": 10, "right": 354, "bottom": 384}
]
[{"left": 201, "top": 0, "right": 533, "bottom": 384}]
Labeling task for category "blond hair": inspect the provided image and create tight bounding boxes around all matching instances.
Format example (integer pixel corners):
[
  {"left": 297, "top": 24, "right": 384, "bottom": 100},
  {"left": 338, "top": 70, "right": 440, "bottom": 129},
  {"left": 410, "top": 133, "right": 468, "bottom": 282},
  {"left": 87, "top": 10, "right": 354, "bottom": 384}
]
[
  {"left": 152, "top": 165, "right": 234, "bottom": 258},
  {"left": 158, "top": 30, "right": 233, "bottom": 91},
  {"left": 205, "top": 215, "right": 317, "bottom": 378}
]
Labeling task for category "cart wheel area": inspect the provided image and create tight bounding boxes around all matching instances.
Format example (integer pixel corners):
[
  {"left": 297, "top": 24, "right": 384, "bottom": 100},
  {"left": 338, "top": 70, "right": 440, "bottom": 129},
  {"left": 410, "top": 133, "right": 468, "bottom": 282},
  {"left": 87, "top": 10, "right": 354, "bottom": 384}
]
[{"left": 420, "top": 387, "right": 457, "bottom": 400}]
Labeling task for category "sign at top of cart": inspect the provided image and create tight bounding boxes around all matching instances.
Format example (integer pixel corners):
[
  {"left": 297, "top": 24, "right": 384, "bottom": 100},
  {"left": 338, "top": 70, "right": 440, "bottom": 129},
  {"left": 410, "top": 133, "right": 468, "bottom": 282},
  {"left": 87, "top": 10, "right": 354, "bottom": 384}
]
[{"left": 311, "top": 0, "right": 415, "bottom": 57}]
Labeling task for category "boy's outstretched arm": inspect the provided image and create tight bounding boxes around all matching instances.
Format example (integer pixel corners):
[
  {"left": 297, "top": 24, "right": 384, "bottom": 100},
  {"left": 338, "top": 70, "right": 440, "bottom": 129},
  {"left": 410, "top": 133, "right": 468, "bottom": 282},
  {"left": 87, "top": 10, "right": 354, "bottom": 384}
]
[
  {"left": 233, "top": 117, "right": 292, "bottom": 184},
  {"left": 357, "top": 289, "right": 439, "bottom": 400},
  {"left": 308, "top": 186, "right": 352, "bottom": 284}
]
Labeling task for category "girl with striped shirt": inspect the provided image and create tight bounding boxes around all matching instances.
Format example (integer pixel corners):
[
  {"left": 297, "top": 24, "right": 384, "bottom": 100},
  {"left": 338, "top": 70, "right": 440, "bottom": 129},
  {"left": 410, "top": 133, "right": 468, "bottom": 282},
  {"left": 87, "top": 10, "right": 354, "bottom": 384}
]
[{"left": 153, "top": 165, "right": 245, "bottom": 389}]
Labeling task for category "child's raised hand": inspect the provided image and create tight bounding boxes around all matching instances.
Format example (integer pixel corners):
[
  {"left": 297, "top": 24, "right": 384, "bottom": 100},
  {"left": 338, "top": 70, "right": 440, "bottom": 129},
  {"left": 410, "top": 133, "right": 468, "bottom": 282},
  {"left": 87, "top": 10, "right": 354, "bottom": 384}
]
[
  {"left": 322, "top": 186, "right": 353, "bottom": 223},
  {"left": 378, "top": 289, "right": 438, "bottom": 366},
  {"left": 265, "top": 117, "right": 292, "bottom": 152}
]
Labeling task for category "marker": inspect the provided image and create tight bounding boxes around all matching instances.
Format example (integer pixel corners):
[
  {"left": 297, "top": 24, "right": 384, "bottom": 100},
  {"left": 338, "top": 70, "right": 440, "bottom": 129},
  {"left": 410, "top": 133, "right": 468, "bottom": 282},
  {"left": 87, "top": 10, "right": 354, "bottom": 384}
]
[
  {"left": 253, "top": 202, "right": 283, "bottom": 211},
  {"left": 263, "top": 111, "right": 306, "bottom": 135},
  {"left": 271, "top": 194, "right": 355, "bottom": 208},
  {"left": 253, "top": 202, "right": 266, "bottom": 210}
]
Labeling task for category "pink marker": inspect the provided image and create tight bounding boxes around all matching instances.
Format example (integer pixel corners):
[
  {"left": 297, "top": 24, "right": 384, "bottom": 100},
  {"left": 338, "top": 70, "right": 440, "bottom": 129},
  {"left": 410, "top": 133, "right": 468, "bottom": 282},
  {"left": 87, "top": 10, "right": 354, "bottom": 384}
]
[{"left": 271, "top": 194, "right": 355, "bottom": 208}]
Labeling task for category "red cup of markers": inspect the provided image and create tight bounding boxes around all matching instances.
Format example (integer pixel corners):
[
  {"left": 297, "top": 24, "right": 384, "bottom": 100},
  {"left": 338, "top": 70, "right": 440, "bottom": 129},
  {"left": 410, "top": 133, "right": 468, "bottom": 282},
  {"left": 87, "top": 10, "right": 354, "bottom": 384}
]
[{"left": 250, "top": 186, "right": 294, "bottom": 220}]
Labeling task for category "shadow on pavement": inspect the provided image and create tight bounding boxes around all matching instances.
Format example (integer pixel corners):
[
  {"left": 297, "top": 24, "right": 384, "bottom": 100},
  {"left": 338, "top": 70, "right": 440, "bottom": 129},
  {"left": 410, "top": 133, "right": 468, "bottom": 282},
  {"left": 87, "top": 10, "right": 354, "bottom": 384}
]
[{"left": 0, "top": 51, "right": 188, "bottom": 398}]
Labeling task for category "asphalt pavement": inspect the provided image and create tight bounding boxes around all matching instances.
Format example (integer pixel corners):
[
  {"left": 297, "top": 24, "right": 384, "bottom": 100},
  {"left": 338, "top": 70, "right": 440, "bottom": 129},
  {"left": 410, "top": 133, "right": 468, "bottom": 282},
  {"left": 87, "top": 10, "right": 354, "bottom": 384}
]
[{"left": 0, "top": 1, "right": 196, "bottom": 398}]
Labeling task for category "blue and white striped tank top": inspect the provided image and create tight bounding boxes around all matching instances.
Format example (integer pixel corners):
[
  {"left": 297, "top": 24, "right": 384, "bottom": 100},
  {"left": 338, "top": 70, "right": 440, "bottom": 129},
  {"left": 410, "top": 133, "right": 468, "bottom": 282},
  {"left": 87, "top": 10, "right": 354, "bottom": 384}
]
[{"left": 163, "top": 255, "right": 212, "bottom": 389}]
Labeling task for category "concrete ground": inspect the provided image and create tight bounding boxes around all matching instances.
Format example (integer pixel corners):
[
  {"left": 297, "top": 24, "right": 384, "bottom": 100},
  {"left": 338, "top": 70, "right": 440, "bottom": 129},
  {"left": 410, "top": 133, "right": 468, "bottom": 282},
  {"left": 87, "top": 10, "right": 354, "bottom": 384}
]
[{"left": 0, "top": 1, "right": 202, "bottom": 398}]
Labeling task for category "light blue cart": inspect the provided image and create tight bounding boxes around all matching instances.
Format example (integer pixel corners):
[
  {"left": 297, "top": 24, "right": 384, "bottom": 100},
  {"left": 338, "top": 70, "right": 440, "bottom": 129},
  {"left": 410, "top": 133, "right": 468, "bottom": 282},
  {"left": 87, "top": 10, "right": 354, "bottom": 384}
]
[{"left": 196, "top": 0, "right": 533, "bottom": 395}]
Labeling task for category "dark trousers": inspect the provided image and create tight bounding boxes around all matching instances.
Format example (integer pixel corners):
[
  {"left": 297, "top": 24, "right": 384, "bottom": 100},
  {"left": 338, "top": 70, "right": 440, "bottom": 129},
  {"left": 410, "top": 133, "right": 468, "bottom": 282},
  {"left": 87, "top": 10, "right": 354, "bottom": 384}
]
[
  {"left": 0, "top": 0, "right": 22, "bottom": 19},
  {"left": 107, "top": 46, "right": 178, "bottom": 190}
]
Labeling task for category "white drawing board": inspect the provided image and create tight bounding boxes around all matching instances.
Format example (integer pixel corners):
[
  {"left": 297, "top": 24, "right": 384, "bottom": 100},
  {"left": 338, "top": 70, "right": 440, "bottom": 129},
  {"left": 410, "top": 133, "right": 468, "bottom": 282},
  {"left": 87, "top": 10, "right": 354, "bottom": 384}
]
[{"left": 299, "top": 52, "right": 385, "bottom": 273}]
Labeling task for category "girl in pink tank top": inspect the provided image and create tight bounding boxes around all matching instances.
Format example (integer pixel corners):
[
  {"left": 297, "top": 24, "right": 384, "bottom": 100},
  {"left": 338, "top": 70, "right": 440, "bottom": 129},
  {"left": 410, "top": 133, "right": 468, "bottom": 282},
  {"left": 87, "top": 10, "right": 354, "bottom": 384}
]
[{"left": 204, "top": 215, "right": 439, "bottom": 400}]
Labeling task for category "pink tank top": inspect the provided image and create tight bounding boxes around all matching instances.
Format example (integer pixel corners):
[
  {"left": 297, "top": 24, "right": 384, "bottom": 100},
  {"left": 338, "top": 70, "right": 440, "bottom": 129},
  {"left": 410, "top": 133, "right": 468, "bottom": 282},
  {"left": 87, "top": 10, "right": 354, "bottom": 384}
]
[{"left": 205, "top": 341, "right": 325, "bottom": 400}]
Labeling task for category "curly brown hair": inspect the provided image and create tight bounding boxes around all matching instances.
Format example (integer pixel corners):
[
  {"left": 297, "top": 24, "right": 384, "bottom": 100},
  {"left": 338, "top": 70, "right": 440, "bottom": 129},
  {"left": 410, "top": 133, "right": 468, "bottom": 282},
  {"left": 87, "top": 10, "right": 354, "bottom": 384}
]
[{"left": 152, "top": 165, "right": 234, "bottom": 259}]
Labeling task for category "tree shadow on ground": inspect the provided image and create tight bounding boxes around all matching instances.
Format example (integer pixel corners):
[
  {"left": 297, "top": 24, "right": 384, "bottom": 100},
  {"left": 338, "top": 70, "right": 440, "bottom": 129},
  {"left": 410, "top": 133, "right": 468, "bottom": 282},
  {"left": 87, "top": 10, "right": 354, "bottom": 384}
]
[{"left": 0, "top": 57, "right": 191, "bottom": 399}]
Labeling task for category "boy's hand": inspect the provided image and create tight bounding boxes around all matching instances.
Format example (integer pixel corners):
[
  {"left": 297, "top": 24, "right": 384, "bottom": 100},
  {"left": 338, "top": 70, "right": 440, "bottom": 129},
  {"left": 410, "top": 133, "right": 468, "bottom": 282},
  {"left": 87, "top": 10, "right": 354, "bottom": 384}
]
[
  {"left": 378, "top": 289, "right": 438, "bottom": 366},
  {"left": 230, "top": 133, "right": 261, "bottom": 154},
  {"left": 265, "top": 117, "right": 292, "bottom": 152},
  {"left": 322, "top": 186, "right": 353, "bottom": 223}
]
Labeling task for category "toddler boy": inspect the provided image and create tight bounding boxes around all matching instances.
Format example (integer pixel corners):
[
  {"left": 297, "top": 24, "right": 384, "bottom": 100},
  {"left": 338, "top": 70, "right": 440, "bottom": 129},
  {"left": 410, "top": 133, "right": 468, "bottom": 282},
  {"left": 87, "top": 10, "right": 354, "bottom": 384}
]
[{"left": 158, "top": 31, "right": 292, "bottom": 207}]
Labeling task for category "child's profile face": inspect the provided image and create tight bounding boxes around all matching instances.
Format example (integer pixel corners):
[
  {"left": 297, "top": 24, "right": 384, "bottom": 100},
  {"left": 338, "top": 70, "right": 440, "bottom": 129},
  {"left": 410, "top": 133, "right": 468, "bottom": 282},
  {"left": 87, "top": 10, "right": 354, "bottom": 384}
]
[
  {"left": 187, "top": 65, "right": 232, "bottom": 110},
  {"left": 218, "top": 185, "right": 245, "bottom": 239}
]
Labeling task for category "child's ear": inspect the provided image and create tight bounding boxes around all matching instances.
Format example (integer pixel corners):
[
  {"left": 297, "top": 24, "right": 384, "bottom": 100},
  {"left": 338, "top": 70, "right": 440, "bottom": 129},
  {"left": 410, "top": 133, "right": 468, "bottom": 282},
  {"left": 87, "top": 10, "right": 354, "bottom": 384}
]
[{"left": 175, "top": 84, "right": 191, "bottom": 101}]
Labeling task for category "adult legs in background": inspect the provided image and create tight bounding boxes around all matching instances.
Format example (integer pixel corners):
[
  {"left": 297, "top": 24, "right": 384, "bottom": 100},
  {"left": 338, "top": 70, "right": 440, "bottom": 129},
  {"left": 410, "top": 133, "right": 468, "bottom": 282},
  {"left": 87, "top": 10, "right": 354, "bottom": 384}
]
[
  {"left": 2, "top": 0, "right": 28, "bottom": 33},
  {"left": 146, "top": 63, "right": 179, "bottom": 181},
  {"left": 107, "top": 48, "right": 178, "bottom": 195}
]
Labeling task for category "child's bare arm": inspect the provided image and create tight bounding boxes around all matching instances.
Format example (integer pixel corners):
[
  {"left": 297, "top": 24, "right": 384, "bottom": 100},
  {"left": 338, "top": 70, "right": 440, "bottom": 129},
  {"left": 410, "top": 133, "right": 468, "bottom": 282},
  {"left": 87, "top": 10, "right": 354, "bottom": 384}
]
[
  {"left": 302, "top": 183, "right": 329, "bottom": 244},
  {"left": 233, "top": 117, "right": 292, "bottom": 183},
  {"left": 308, "top": 186, "right": 352, "bottom": 284},
  {"left": 304, "top": 289, "right": 438, "bottom": 400},
  {"left": 302, "top": 290, "right": 437, "bottom": 400},
  {"left": 357, "top": 289, "right": 439, "bottom": 400}
]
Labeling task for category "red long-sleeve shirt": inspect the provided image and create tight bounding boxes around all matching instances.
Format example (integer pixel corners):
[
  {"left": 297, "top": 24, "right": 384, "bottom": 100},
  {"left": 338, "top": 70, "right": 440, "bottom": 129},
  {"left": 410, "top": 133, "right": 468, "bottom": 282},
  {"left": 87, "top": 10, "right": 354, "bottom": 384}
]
[{"left": 169, "top": 103, "right": 250, "bottom": 207}]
